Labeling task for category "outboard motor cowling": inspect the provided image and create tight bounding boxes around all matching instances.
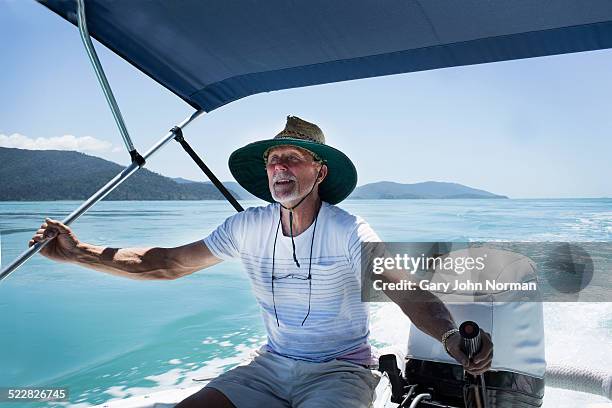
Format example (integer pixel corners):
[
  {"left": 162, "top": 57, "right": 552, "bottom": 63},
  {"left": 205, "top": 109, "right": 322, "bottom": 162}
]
[{"left": 404, "top": 247, "right": 546, "bottom": 407}]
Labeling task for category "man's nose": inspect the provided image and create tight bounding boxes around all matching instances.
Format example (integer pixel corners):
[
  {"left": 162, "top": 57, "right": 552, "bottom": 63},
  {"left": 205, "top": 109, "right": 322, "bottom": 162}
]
[{"left": 272, "top": 160, "right": 289, "bottom": 170}]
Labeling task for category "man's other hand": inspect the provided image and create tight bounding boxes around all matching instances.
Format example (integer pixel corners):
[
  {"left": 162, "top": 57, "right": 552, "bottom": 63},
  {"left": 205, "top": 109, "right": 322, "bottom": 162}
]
[
  {"left": 29, "top": 218, "right": 80, "bottom": 263},
  {"left": 445, "top": 330, "right": 493, "bottom": 375}
]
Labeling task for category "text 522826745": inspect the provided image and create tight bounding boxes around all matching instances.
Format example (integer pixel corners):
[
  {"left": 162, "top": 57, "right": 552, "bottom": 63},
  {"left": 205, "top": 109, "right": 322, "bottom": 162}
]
[{"left": 0, "top": 388, "right": 68, "bottom": 402}]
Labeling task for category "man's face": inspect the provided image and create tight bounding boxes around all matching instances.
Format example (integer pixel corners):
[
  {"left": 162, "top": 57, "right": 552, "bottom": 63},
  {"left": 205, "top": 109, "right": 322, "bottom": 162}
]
[{"left": 265, "top": 145, "right": 325, "bottom": 204}]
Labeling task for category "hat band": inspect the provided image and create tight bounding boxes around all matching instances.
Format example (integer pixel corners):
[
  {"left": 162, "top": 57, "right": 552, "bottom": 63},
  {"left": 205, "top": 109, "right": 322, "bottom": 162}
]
[
  {"left": 263, "top": 140, "right": 326, "bottom": 163},
  {"left": 276, "top": 130, "right": 324, "bottom": 144}
]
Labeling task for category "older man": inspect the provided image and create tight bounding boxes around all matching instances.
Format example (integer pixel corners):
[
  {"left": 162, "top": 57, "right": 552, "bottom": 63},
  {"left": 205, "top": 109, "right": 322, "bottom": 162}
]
[{"left": 31, "top": 116, "right": 492, "bottom": 408}]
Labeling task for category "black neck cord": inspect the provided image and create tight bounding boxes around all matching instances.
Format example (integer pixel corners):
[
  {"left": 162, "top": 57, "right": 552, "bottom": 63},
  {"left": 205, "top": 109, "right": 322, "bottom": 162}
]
[
  {"left": 271, "top": 205, "right": 320, "bottom": 327},
  {"left": 278, "top": 170, "right": 321, "bottom": 268}
]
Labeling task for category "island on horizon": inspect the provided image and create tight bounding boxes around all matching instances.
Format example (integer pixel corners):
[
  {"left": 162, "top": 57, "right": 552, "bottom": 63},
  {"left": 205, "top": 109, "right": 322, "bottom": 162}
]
[{"left": 0, "top": 147, "right": 507, "bottom": 201}]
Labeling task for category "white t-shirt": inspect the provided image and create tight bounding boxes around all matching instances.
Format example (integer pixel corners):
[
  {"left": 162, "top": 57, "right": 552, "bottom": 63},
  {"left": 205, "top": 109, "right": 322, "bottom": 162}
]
[{"left": 203, "top": 201, "right": 380, "bottom": 364}]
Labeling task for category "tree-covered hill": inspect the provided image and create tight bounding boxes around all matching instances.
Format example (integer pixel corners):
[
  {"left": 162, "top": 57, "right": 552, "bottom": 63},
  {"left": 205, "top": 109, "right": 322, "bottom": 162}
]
[{"left": 0, "top": 147, "right": 238, "bottom": 201}]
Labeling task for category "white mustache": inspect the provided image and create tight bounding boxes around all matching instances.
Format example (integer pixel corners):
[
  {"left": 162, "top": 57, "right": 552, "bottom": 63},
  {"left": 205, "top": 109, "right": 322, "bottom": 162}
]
[{"left": 272, "top": 173, "right": 297, "bottom": 183}]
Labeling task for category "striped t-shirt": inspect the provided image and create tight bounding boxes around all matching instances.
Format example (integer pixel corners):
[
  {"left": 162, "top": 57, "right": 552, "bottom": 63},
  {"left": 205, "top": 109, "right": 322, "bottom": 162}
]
[{"left": 203, "top": 201, "right": 380, "bottom": 365}]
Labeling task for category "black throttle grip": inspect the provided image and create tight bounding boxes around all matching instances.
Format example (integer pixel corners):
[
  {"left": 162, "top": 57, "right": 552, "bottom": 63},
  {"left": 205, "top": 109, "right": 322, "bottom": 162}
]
[{"left": 459, "top": 321, "right": 482, "bottom": 360}]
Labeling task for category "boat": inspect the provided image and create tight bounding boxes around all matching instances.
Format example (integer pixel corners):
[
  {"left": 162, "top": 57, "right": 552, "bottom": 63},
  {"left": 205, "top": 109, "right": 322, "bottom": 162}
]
[
  {"left": 86, "top": 247, "right": 611, "bottom": 407},
  {"left": 1, "top": 1, "right": 611, "bottom": 406}
]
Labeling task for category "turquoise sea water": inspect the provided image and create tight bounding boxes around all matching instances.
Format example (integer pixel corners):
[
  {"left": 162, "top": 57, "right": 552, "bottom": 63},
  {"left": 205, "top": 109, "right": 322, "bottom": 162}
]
[{"left": 1, "top": 199, "right": 611, "bottom": 407}]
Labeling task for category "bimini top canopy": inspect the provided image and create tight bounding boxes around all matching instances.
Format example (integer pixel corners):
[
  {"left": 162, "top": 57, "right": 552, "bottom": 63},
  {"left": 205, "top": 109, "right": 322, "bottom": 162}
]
[{"left": 39, "top": 0, "right": 612, "bottom": 112}]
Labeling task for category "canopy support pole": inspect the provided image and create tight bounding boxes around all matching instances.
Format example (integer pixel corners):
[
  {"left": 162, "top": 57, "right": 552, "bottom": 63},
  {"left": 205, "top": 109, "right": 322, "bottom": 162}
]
[
  {"left": 76, "top": 0, "right": 144, "bottom": 166},
  {"left": 0, "top": 110, "right": 204, "bottom": 283},
  {"left": 171, "top": 127, "right": 244, "bottom": 213}
]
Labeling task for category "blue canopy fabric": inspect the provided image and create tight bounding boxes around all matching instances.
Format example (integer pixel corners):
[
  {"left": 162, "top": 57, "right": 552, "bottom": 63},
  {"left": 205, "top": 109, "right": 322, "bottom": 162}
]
[{"left": 39, "top": 0, "right": 612, "bottom": 112}]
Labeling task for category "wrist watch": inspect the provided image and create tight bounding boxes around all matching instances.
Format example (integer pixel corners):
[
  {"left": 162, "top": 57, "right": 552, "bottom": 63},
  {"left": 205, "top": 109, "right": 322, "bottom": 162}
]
[{"left": 441, "top": 328, "right": 459, "bottom": 356}]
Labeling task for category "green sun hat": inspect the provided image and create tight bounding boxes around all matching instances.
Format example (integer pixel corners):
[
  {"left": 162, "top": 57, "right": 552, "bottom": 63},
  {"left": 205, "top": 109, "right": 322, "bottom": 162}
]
[{"left": 229, "top": 116, "right": 357, "bottom": 205}]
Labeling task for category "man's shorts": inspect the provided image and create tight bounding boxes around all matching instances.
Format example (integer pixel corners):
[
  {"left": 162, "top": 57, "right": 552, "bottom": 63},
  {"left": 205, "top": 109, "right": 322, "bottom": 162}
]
[{"left": 201, "top": 348, "right": 381, "bottom": 408}]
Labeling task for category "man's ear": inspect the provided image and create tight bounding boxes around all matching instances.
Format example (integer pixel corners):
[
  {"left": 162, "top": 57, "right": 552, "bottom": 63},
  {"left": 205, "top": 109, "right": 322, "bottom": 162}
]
[{"left": 317, "top": 164, "right": 328, "bottom": 184}]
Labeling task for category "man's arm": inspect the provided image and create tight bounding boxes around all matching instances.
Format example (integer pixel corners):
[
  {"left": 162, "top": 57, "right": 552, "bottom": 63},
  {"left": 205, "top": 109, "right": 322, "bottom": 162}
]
[
  {"left": 30, "top": 218, "right": 222, "bottom": 280},
  {"left": 379, "top": 266, "right": 493, "bottom": 374},
  {"left": 72, "top": 240, "right": 222, "bottom": 280},
  {"left": 382, "top": 275, "right": 457, "bottom": 343}
]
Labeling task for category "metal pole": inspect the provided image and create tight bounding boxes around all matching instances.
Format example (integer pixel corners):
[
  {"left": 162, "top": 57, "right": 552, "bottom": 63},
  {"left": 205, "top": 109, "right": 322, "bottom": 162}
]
[
  {"left": 0, "top": 110, "right": 204, "bottom": 283},
  {"left": 408, "top": 393, "right": 431, "bottom": 408},
  {"left": 76, "top": 0, "right": 136, "bottom": 155}
]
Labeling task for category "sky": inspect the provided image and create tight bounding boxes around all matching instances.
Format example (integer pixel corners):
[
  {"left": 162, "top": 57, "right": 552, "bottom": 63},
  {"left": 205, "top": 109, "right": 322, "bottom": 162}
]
[{"left": 1, "top": 1, "right": 611, "bottom": 198}]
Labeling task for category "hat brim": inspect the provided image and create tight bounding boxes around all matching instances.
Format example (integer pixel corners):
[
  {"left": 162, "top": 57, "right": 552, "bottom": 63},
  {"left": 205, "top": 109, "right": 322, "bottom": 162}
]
[{"left": 229, "top": 138, "right": 357, "bottom": 205}]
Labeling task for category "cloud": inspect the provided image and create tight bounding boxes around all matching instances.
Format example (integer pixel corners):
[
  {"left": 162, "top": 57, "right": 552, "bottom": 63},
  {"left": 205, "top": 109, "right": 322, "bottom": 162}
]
[{"left": 0, "top": 133, "right": 118, "bottom": 153}]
